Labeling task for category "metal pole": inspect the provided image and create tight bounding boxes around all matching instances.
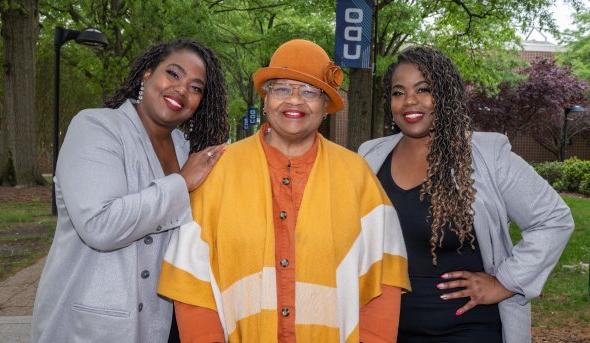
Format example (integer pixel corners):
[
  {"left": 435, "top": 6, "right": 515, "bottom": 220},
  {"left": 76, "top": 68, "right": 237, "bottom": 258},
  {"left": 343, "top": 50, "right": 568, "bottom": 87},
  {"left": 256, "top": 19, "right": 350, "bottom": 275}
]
[
  {"left": 560, "top": 108, "right": 569, "bottom": 162},
  {"left": 52, "top": 34, "right": 61, "bottom": 215},
  {"left": 370, "top": 0, "right": 379, "bottom": 138},
  {"left": 50, "top": 27, "right": 106, "bottom": 214}
]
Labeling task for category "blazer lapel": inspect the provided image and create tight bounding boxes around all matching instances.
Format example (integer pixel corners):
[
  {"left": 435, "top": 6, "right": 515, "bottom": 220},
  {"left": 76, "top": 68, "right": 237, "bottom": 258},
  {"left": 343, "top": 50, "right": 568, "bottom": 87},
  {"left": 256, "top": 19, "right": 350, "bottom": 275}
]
[
  {"left": 119, "top": 100, "right": 165, "bottom": 179},
  {"left": 364, "top": 134, "right": 402, "bottom": 173},
  {"left": 172, "top": 130, "right": 190, "bottom": 166}
]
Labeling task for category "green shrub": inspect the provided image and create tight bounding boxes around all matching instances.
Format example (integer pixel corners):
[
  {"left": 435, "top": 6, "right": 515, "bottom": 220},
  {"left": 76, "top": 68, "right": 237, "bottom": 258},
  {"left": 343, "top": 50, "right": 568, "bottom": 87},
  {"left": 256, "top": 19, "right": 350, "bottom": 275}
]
[
  {"left": 561, "top": 157, "right": 590, "bottom": 192},
  {"left": 579, "top": 174, "right": 590, "bottom": 196},
  {"left": 533, "top": 158, "right": 590, "bottom": 194},
  {"left": 552, "top": 179, "right": 569, "bottom": 192},
  {"left": 534, "top": 161, "right": 564, "bottom": 185}
]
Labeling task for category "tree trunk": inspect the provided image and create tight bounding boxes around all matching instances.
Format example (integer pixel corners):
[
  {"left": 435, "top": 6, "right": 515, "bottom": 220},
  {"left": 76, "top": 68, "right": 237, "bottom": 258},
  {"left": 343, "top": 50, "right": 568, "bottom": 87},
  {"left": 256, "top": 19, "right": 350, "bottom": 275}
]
[
  {"left": 1, "top": 0, "right": 43, "bottom": 185},
  {"left": 346, "top": 68, "right": 373, "bottom": 151},
  {"left": 0, "top": 102, "right": 14, "bottom": 185},
  {"left": 371, "top": 73, "right": 384, "bottom": 138}
]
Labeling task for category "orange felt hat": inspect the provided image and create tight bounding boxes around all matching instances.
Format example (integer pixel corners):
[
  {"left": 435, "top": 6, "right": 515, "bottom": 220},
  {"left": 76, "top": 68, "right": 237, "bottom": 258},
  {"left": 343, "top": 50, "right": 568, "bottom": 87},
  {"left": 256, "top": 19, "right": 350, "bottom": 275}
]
[{"left": 253, "top": 39, "right": 344, "bottom": 113}]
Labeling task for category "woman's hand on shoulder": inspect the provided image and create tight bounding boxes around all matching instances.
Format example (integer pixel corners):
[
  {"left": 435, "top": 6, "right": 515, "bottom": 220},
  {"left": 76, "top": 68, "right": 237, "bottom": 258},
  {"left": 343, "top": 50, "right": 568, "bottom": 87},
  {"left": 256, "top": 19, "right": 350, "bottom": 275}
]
[
  {"left": 436, "top": 271, "right": 515, "bottom": 316},
  {"left": 180, "top": 144, "right": 226, "bottom": 192}
]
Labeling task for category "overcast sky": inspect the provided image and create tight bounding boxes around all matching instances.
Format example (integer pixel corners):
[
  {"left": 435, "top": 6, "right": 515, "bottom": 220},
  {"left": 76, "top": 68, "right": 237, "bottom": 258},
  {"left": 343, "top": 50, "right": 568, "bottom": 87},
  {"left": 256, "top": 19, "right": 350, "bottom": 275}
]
[{"left": 525, "top": 0, "right": 585, "bottom": 43}]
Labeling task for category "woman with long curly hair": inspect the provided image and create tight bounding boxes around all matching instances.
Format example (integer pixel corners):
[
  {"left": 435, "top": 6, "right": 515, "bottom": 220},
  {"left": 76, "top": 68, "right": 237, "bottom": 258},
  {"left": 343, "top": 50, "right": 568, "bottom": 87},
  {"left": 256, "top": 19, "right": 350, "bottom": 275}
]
[
  {"left": 359, "top": 46, "right": 573, "bottom": 342},
  {"left": 31, "top": 39, "right": 228, "bottom": 342}
]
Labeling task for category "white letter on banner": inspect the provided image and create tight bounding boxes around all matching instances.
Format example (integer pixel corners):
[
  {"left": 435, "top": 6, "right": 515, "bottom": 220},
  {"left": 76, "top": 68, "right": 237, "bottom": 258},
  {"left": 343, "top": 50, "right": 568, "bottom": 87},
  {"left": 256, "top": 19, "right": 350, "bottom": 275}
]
[
  {"left": 344, "top": 27, "right": 362, "bottom": 41},
  {"left": 345, "top": 8, "right": 363, "bottom": 23},
  {"left": 343, "top": 44, "right": 361, "bottom": 59}
]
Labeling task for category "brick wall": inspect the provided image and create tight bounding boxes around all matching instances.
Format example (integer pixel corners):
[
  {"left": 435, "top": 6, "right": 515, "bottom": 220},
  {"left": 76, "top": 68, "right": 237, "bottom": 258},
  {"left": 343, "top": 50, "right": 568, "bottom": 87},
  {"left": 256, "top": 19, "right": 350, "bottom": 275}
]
[
  {"left": 519, "top": 50, "right": 555, "bottom": 62},
  {"left": 509, "top": 134, "right": 590, "bottom": 162},
  {"left": 513, "top": 44, "right": 590, "bottom": 161}
]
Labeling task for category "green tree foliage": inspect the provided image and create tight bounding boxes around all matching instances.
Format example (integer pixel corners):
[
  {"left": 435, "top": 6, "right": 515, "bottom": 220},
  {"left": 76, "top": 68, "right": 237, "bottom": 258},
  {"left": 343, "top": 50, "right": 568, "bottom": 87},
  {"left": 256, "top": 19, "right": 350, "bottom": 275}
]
[
  {"left": 34, "top": 0, "right": 335, "bottom": 149},
  {"left": 2, "top": 0, "right": 578, "bottom": 174},
  {"left": 559, "top": 8, "right": 590, "bottom": 81}
]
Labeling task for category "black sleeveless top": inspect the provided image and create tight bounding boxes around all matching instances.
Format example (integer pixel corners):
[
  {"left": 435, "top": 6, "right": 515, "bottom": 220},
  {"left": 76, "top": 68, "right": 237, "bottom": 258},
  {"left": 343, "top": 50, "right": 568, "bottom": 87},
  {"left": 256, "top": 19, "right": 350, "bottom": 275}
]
[{"left": 377, "top": 151, "right": 502, "bottom": 342}]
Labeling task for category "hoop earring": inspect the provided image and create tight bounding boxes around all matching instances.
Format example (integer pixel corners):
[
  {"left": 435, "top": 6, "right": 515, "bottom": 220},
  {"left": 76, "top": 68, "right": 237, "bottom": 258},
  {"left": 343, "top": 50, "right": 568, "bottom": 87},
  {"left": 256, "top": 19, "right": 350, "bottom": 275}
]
[{"left": 132, "top": 81, "right": 144, "bottom": 104}]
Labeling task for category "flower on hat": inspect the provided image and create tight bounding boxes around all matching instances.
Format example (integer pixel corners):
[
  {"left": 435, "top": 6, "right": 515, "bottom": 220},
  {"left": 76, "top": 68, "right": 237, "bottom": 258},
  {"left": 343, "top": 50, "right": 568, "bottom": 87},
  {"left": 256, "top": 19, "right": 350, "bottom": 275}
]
[{"left": 324, "top": 61, "right": 344, "bottom": 89}]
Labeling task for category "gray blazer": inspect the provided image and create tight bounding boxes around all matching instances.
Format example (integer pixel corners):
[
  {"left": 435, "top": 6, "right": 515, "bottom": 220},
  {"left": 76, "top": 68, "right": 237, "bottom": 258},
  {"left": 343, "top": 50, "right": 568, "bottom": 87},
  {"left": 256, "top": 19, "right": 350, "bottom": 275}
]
[
  {"left": 31, "top": 100, "right": 192, "bottom": 342},
  {"left": 359, "top": 132, "right": 574, "bottom": 343}
]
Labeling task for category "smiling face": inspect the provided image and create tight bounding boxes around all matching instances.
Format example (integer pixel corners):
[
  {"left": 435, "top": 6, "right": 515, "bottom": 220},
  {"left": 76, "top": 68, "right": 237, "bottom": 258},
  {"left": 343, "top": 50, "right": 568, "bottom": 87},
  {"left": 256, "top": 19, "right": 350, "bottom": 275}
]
[
  {"left": 136, "top": 49, "right": 206, "bottom": 132},
  {"left": 390, "top": 63, "right": 435, "bottom": 140},
  {"left": 263, "top": 79, "right": 327, "bottom": 154}
]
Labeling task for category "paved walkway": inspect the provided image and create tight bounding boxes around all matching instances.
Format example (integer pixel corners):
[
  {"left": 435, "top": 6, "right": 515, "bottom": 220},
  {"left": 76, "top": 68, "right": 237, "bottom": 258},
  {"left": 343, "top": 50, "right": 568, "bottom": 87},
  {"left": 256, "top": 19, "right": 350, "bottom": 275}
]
[{"left": 0, "top": 257, "right": 45, "bottom": 343}]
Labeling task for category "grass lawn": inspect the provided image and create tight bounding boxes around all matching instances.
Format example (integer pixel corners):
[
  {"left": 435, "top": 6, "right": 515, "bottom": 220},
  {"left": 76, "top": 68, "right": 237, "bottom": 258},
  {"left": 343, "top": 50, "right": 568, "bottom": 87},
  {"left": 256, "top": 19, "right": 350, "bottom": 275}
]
[
  {"left": 0, "top": 201, "right": 55, "bottom": 281},
  {"left": 511, "top": 195, "right": 590, "bottom": 328}
]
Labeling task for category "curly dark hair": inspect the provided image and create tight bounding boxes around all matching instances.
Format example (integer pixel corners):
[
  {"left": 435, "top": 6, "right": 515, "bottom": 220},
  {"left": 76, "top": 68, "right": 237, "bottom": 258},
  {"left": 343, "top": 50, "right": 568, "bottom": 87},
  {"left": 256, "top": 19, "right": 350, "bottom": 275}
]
[
  {"left": 105, "top": 39, "right": 229, "bottom": 152},
  {"left": 383, "top": 46, "right": 476, "bottom": 265}
]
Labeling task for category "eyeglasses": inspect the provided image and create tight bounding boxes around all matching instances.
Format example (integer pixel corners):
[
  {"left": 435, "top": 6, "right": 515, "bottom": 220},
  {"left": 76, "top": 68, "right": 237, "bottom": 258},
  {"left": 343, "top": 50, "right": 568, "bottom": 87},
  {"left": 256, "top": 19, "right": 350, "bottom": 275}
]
[{"left": 267, "top": 83, "right": 323, "bottom": 101}]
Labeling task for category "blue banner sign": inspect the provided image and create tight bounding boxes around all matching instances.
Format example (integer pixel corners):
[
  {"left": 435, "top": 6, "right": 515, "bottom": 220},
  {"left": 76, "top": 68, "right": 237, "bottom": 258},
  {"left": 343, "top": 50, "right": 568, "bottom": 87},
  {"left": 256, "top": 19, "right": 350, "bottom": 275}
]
[
  {"left": 242, "top": 115, "right": 249, "bottom": 131},
  {"left": 335, "top": 0, "right": 374, "bottom": 69},
  {"left": 248, "top": 107, "right": 258, "bottom": 125}
]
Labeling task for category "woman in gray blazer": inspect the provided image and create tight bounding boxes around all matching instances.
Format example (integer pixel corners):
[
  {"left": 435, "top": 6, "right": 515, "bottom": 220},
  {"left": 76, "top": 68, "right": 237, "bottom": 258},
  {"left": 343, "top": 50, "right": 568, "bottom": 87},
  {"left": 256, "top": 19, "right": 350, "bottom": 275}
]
[
  {"left": 359, "top": 46, "right": 573, "bottom": 343},
  {"left": 31, "top": 39, "right": 228, "bottom": 342}
]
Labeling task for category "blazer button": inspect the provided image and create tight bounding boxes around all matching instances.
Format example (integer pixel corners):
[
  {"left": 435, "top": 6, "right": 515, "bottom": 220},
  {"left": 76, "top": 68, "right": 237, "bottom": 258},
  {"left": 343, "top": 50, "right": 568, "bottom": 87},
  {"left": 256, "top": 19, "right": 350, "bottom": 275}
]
[
  {"left": 144, "top": 236, "right": 153, "bottom": 245},
  {"left": 282, "top": 177, "right": 290, "bottom": 185},
  {"left": 138, "top": 303, "right": 143, "bottom": 312},
  {"left": 281, "top": 307, "right": 290, "bottom": 317},
  {"left": 156, "top": 225, "right": 162, "bottom": 232},
  {"left": 279, "top": 211, "right": 287, "bottom": 220},
  {"left": 141, "top": 270, "right": 150, "bottom": 279},
  {"left": 280, "top": 258, "right": 289, "bottom": 267}
]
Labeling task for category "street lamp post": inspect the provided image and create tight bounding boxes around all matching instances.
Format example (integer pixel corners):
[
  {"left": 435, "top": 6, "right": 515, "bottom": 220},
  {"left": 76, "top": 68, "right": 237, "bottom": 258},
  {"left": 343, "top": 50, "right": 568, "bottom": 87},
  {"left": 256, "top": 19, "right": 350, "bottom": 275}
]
[
  {"left": 560, "top": 105, "right": 585, "bottom": 162},
  {"left": 52, "top": 27, "right": 108, "bottom": 215}
]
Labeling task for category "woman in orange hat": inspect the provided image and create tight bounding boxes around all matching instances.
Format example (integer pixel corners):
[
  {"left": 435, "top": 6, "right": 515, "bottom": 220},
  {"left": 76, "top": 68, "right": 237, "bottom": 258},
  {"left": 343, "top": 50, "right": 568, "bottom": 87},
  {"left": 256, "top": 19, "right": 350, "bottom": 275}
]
[{"left": 158, "top": 39, "right": 410, "bottom": 342}]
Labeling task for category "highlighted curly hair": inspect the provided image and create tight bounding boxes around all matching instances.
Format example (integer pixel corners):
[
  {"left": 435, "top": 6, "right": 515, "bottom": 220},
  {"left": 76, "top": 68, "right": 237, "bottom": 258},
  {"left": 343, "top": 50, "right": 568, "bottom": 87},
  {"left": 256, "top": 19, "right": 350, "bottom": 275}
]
[
  {"left": 105, "top": 39, "right": 228, "bottom": 152},
  {"left": 383, "top": 46, "right": 476, "bottom": 265}
]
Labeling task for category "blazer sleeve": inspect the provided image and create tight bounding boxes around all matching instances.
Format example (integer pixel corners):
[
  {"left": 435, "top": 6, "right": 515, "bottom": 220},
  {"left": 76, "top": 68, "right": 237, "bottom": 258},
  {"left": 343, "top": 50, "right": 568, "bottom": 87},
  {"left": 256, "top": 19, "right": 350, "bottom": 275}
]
[
  {"left": 56, "top": 110, "right": 191, "bottom": 252},
  {"left": 492, "top": 135, "right": 574, "bottom": 303}
]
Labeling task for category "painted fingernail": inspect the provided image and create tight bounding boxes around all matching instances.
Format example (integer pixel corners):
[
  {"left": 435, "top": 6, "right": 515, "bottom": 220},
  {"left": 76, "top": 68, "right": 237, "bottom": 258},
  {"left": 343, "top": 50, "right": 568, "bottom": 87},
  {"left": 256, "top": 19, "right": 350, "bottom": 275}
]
[
  {"left": 441, "top": 273, "right": 448, "bottom": 279},
  {"left": 455, "top": 310, "right": 462, "bottom": 316},
  {"left": 436, "top": 283, "right": 444, "bottom": 289},
  {"left": 440, "top": 294, "right": 448, "bottom": 300}
]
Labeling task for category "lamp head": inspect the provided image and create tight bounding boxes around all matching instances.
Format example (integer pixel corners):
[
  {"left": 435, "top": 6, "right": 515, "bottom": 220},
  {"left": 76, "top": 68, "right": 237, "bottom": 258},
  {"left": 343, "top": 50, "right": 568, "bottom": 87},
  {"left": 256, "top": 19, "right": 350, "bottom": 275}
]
[
  {"left": 55, "top": 27, "right": 108, "bottom": 48},
  {"left": 567, "top": 105, "right": 586, "bottom": 113},
  {"left": 76, "top": 28, "right": 108, "bottom": 48}
]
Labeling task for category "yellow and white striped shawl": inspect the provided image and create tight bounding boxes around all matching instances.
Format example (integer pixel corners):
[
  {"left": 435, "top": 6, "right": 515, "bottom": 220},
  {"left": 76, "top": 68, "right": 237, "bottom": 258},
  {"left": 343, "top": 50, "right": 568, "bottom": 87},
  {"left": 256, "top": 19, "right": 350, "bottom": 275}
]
[{"left": 158, "top": 133, "right": 410, "bottom": 342}]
